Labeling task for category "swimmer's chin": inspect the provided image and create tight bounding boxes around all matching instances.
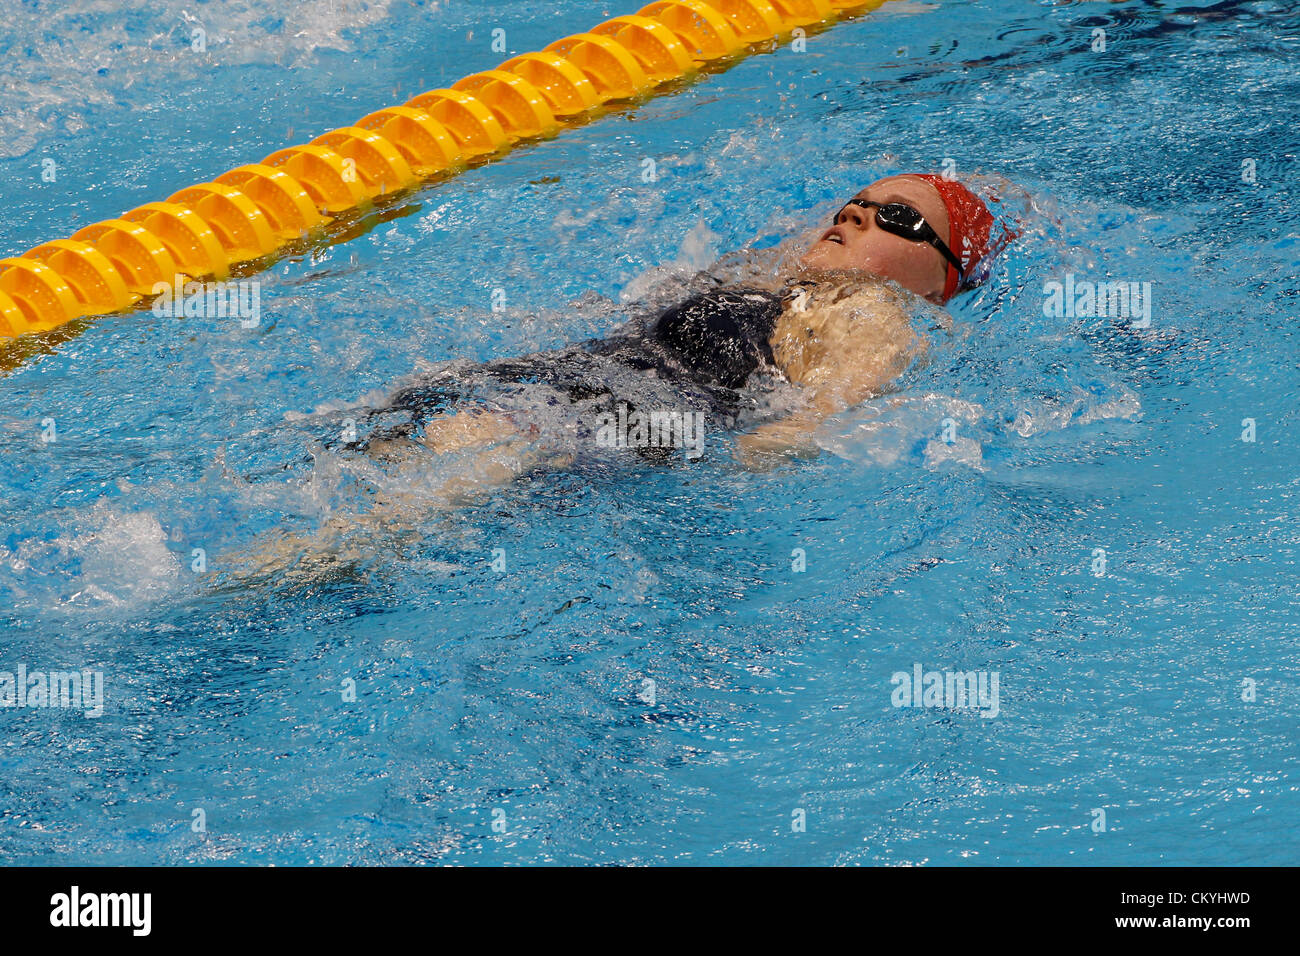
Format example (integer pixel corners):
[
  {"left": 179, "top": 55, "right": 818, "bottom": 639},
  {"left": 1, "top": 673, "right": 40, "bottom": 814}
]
[
  {"left": 794, "top": 255, "right": 885, "bottom": 285},
  {"left": 795, "top": 256, "right": 946, "bottom": 305},
  {"left": 796, "top": 244, "right": 844, "bottom": 272}
]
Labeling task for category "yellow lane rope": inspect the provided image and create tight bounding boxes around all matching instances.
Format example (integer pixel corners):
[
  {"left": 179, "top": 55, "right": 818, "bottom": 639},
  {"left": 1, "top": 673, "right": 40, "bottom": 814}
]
[{"left": 0, "top": 0, "right": 890, "bottom": 342}]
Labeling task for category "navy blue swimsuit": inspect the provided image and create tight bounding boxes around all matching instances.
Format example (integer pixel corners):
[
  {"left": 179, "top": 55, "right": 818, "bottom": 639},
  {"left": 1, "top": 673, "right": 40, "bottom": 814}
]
[
  {"left": 381, "top": 284, "right": 794, "bottom": 434},
  {"left": 604, "top": 285, "right": 784, "bottom": 390}
]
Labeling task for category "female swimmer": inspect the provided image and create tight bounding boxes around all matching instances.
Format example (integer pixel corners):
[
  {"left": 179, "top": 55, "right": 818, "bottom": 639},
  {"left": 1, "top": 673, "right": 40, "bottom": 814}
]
[
  {"left": 362, "top": 172, "right": 998, "bottom": 470},
  {"left": 232, "top": 173, "right": 1004, "bottom": 578}
]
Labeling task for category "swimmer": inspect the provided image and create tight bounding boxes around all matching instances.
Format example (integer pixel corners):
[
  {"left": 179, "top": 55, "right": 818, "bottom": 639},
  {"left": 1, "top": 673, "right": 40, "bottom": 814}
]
[
  {"left": 368, "top": 172, "right": 999, "bottom": 469},
  {"left": 226, "top": 173, "right": 1004, "bottom": 582}
]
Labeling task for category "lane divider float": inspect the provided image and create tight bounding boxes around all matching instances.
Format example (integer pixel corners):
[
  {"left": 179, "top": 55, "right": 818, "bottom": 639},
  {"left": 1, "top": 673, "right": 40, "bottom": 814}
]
[{"left": 0, "top": 0, "right": 891, "bottom": 342}]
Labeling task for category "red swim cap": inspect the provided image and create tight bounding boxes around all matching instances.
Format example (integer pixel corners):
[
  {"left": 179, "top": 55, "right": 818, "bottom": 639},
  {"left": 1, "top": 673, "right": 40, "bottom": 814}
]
[{"left": 910, "top": 173, "right": 996, "bottom": 302}]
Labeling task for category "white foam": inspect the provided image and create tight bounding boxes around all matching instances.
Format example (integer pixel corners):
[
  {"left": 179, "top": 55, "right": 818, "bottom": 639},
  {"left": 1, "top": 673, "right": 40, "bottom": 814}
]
[
  {"left": 1010, "top": 384, "right": 1141, "bottom": 437},
  {"left": 814, "top": 393, "right": 986, "bottom": 469},
  {"left": 3, "top": 501, "right": 183, "bottom": 612}
]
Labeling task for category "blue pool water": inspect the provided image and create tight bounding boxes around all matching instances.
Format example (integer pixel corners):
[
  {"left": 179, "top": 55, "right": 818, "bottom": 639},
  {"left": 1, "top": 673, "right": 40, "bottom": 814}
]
[{"left": 1, "top": 0, "right": 1296, "bottom": 865}]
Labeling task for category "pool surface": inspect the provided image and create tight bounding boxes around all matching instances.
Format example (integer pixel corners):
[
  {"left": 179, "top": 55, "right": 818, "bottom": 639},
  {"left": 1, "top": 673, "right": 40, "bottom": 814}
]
[{"left": 0, "top": 0, "right": 1296, "bottom": 865}]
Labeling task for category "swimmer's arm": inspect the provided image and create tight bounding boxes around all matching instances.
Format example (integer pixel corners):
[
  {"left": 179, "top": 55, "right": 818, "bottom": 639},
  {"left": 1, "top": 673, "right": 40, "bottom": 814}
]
[
  {"left": 732, "top": 385, "right": 868, "bottom": 470},
  {"left": 733, "top": 410, "right": 826, "bottom": 470},
  {"left": 735, "top": 317, "right": 926, "bottom": 470}
]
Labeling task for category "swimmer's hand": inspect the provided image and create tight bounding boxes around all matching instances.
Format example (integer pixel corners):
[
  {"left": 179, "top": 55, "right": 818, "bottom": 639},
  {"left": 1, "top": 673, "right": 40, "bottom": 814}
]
[{"left": 734, "top": 412, "right": 823, "bottom": 471}]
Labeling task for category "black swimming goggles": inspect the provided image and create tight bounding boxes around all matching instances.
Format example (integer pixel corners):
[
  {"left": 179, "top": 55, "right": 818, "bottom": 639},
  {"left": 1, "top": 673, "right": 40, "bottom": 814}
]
[{"left": 833, "top": 198, "right": 964, "bottom": 277}]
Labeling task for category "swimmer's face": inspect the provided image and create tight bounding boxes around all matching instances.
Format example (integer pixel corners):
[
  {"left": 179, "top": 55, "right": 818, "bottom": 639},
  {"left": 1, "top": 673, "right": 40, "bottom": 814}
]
[{"left": 798, "top": 175, "right": 951, "bottom": 302}]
